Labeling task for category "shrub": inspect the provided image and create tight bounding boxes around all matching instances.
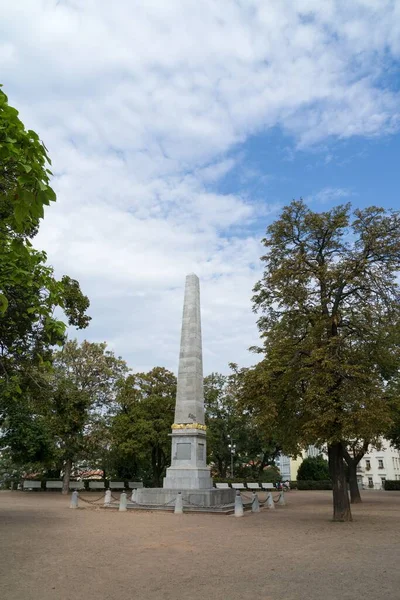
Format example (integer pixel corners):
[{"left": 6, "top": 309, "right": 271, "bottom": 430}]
[
  {"left": 297, "top": 480, "right": 332, "bottom": 490},
  {"left": 297, "top": 456, "right": 330, "bottom": 481},
  {"left": 384, "top": 480, "right": 400, "bottom": 491}
]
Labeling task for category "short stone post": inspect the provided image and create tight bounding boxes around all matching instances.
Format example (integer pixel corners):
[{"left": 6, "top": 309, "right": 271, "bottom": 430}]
[
  {"left": 278, "top": 490, "right": 286, "bottom": 506},
  {"left": 104, "top": 489, "right": 111, "bottom": 506},
  {"left": 234, "top": 490, "right": 244, "bottom": 517},
  {"left": 119, "top": 491, "right": 127, "bottom": 512},
  {"left": 266, "top": 492, "right": 275, "bottom": 510},
  {"left": 251, "top": 491, "right": 260, "bottom": 513},
  {"left": 131, "top": 488, "right": 137, "bottom": 503},
  {"left": 174, "top": 492, "right": 183, "bottom": 514},
  {"left": 70, "top": 490, "right": 79, "bottom": 509}
]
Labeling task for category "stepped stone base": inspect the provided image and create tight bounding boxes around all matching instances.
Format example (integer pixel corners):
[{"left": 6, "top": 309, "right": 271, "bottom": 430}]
[{"left": 134, "top": 487, "right": 235, "bottom": 508}]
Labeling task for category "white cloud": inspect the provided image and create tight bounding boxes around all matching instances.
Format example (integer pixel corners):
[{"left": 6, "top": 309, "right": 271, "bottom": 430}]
[
  {"left": 311, "top": 187, "right": 355, "bottom": 205},
  {"left": 1, "top": 0, "right": 399, "bottom": 372}
]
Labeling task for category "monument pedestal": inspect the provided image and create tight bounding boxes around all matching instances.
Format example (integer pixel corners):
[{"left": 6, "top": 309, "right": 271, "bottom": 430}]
[
  {"left": 134, "top": 427, "right": 235, "bottom": 508},
  {"left": 125, "top": 274, "right": 236, "bottom": 511},
  {"left": 163, "top": 427, "right": 212, "bottom": 489},
  {"left": 134, "top": 486, "right": 235, "bottom": 507}
]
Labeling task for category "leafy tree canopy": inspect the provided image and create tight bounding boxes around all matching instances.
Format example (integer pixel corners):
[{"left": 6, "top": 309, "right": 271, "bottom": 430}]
[
  {"left": 246, "top": 200, "right": 400, "bottom": 521},
  {"left": 111, "top": 367, "right": 176, "bottom": 486},
  {"left": 297, "top": 456, "right": 330, "bottom": 481},
  {"left": 0, "top": 87, "right": 91, "bottom": 425}
]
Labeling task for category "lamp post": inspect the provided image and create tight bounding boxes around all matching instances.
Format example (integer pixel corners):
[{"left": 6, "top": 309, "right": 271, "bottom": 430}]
[{"left": 227, "top": 435, "right": 236, "bottom": 479}]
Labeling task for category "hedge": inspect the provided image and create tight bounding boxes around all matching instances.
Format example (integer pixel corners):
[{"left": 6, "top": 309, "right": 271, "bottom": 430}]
[
  {"left": 297, "top": 480, "right": 332, "bottom": 490},
  {"left": 384, "top": 480, "right": 400, "bottom": 491}
]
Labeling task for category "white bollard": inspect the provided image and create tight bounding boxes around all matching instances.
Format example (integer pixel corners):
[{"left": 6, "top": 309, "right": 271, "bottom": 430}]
[
  {"left": 278, "top": 490, "right": 286, "bottom": 506},
  {"left": 234, "top": 490, "right": 244, "bottom": 517},
  {"left": 266, "top": 492, "right": 275, "bottom": 510},
  {"left": 174, "top": 492, "right": 183, "bottom": 514},
  {"left": 70, "top": 490, "right": 79, "bottom": 509},
  {"left": 251, "top": 492, "right": 260, "bottom": 513},
  {"left": 131, "top": 488, "right": 137, "bottom": 503},
  {"left": 119, "top": 491, "right": 127, "bottom": 512},
  {"left": 104, "top": 489, "right": 111, "bottom": 506}
]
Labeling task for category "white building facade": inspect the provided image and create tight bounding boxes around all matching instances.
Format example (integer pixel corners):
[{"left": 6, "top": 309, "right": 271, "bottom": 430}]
[
  {"left": 356, "top": 441, "right": 400, "bottom": 489},
  {"left": 277, "top": 440, "right": 400, "bottom": 488}
]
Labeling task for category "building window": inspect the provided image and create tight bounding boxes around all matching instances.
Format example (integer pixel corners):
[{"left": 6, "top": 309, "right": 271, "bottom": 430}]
[
  {"left": 380, "top": 477, "right": 386, "bottom": 489},
  {"left": 365, "top": 459, "right": 371, "bottom": 470},
  {"left": 368, "top": 477, "right": 373, "bottom": 488},
  {"left": 378, "top": 459, "right": 384, "bottom": 469}
]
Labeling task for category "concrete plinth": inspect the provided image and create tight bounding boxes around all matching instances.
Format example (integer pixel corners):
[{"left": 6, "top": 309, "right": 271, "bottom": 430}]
[{"left": 134, "top": 487, "right": 235, "bottom": 508}]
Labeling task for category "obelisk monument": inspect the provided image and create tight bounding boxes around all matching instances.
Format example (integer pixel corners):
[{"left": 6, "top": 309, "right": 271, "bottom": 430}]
[
  {"left": 163, "top": 273, "right": 212, "bottom": 489},
  {"left": 134, "top": 273, "right": 235, "bottom": 508}
]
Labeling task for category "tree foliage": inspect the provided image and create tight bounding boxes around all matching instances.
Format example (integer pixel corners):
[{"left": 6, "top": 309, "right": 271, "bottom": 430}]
[
  {"left": 110, "top": 367, "right": 176, "bottom": 486},
  {"left": 247, "top": 200, "right": 400, "bottom": 521},
  {"left": 48, "top": 340, "right": 128, "bottom": 492},
  {"left": 0, "top": 87, "right": 91, "bottom": 429},
  {"left": 205, "top": 370, "right": 281, "bottom": 478},
  {"left": 297, "top": 456, "right": 330, "bottom": 481}
]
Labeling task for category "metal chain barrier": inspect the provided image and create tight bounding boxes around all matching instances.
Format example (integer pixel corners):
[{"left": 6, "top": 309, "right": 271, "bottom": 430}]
[
  {"left": 80, "top": 489, "right": 284, "bottom": 510},
  {"left": 78, "top": 493, "right": 107, "bottom": 505}
]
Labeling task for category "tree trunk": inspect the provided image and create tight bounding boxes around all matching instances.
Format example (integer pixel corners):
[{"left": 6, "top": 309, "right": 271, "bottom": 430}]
[
  {"left": 328, "top": 443, "right": 352, "bottom": 522},
  {"left": 348, "top": 460, "right": 362, "bottom": 503},
  {"left": 62, "top": 458, "right": 72, "bottom": 495}
]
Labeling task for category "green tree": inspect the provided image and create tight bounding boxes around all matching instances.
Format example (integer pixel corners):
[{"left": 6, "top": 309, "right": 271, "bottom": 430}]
[
  {"left": 111, "top": 367, "right": 176, "bottom": 486},
  {"left": 205, "top": 370, "right": 281, "bottom": 479},
  {"left": 297, "top": 456, "right": 330, "bottom": 481},
  {"left": 0, "top": 87, "right": 90, "bottom": 430},
  {"left": 48, "top": 340, "right": 128, "bottom": 493},
  {"left": 250, "top": 200, "right": 400, "bottom": 521},
  {"left": 204, "top": 372, "right": 238, "bottom": 478},
  {"left": 0, "top": 86, "right": 58, "bottom": 315}
]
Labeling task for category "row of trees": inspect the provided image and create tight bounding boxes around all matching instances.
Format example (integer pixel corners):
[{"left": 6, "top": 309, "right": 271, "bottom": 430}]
[
  {"left": 0, "top": 340, "right": 281, "bottom": 490},
  {"left": 1, "top": 86, "right": 400, "bottom": 521}
]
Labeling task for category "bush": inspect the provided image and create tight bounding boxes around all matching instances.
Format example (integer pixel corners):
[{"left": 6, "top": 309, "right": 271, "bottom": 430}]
[
  {"left": 297, "top": 456, "right": 331, "bottom": 481},
  {"left": 297, "top": 480, "right": 332, "bottom": 490},
  {"left": 384, "top": 480, "right": 400, "bottom": 491}
]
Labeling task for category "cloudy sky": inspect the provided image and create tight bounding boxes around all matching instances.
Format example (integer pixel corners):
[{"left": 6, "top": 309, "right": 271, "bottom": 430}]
[{"left": 2, "top": 0, "right": 400, "bottom": 374}]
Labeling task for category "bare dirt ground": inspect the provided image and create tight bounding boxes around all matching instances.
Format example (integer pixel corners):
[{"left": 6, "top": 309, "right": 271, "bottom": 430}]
[{"left": 0, "top": 490, "right": 399, "bottom": 600}]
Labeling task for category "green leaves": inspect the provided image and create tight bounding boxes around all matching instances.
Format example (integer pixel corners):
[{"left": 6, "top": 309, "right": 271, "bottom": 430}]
[
  {"left": 0, "top": 88, "right": 57, "bottom": 234},
  {"left": 0, "top": 293, "right": 8, "bottom": 315},
  {"left": 250, "top": 200, "right": 400, "bottom": 454}
]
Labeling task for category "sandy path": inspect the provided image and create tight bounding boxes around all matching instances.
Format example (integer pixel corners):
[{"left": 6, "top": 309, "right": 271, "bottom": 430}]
[{"left": 0, "top": 490, "right": 399, "bottom": 600}]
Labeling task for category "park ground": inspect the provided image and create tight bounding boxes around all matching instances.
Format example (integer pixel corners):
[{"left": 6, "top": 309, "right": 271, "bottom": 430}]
[{"left": 0, "top": 490, "right": 399, "bottom": 600}]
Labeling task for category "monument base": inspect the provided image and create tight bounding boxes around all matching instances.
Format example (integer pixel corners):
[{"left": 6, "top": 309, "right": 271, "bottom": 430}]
[
  {"left": 163, "top": 466, "right": 212, "bottom": 489},
  {"left": 134, "top": 487, "right": 235, "bottom": 508}
]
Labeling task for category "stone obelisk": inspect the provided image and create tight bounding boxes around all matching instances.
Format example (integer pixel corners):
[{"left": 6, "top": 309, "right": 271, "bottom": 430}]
[
  {"left": 163, "top": 273, "right": 212, "bottom": 489},
  {"left": 134, "top": 273, "right": 235, "bottom": 508}
]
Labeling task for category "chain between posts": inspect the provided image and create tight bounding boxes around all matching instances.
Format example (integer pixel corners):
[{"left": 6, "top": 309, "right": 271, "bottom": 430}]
[
  {"left": 78, "top": 493, "right": 108, "bottom": 505},
  {"left": 75, "top": 490, "right": 282, "bottom": 509}
]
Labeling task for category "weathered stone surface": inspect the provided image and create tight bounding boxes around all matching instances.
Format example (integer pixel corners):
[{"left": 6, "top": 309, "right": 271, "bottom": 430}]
[
  {"left": 174, "top": 274, "right": 204, "bottom": 424},
  {"left": 138, "top": 273, "right": 235, "bottom": 507},
  {"left": 134, "top": 487, "right": 234, "bottom": 508}
]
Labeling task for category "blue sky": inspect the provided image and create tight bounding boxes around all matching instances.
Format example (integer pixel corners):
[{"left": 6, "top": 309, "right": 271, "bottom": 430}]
[{"left": 1, "top": 1, "right": 400, "bottom": 374}]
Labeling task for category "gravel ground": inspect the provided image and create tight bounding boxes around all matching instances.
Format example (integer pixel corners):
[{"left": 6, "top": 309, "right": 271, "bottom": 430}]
[{"left": 0, "top": 489, "right": 399, "bottom": 600}]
